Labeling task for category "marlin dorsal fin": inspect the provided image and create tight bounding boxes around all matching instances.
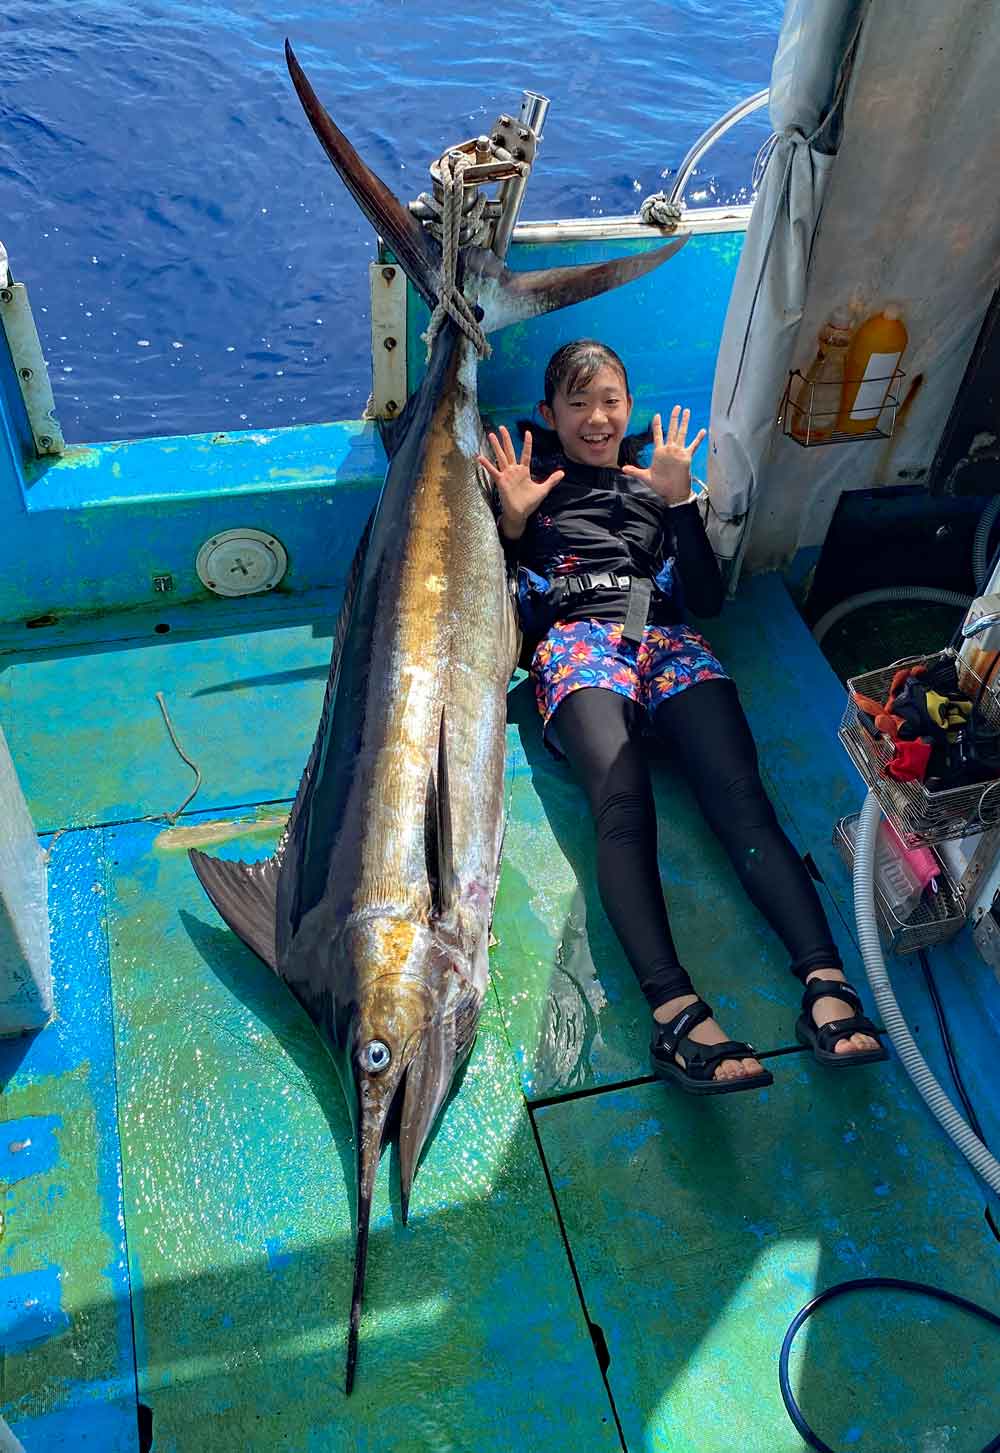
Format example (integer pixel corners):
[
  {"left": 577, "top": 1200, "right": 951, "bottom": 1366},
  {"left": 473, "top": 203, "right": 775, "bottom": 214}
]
[
  {"left": 188, "top": 850, "right": 279, "bottom": 970},
  {"left": 274, "top": 505, "right": 376, "bottom": 872},
  {"left": 424, "top": 707, "right": 456, "bottom": 919}
]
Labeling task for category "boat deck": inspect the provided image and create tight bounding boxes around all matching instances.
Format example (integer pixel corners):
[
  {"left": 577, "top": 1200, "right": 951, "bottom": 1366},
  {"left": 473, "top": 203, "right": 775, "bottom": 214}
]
[{"left": 3, "top": 574, "right": 1000, "bottom": 1452}]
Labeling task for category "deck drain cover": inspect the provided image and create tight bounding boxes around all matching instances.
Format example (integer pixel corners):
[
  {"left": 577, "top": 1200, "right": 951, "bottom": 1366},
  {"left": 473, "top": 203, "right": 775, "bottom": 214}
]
[{"left": 196, "top": 528, "right": 287, "bottom": 597}]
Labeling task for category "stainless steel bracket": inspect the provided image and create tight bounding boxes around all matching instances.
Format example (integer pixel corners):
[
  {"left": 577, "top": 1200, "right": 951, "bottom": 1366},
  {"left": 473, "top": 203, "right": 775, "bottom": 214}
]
[{"left": 0, "top": 241, "right": 64, "bottom": 457}]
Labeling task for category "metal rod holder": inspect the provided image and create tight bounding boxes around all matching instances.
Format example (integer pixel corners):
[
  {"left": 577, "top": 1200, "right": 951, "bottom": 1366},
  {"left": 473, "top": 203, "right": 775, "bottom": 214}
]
[{"left": 491, "top": 90, "right": 550, "bottom": 260}]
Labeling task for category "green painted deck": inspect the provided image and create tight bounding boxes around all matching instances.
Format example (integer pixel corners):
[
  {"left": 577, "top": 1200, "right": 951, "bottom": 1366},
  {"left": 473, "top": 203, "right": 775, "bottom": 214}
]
[{"left": 3, "top": 575, "right": 999, "bottom": 1451}]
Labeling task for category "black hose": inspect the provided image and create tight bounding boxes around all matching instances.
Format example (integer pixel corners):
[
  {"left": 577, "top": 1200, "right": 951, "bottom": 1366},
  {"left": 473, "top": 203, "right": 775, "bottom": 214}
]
[
  {"left": 779, "top": 1277, "right": 1000, "bottom": 1452},
  {"left": 780, "top": 951, "right": 1000, "bottom": 1448},
  {"left": 918, "top": 949, "right": 1000, "bottom": 1240}
]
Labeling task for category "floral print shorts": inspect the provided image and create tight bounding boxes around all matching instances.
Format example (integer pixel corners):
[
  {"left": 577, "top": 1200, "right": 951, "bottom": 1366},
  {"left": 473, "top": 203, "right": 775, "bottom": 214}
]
[{"left": 531, "top": 617, "right": 729, "bottom": 737}]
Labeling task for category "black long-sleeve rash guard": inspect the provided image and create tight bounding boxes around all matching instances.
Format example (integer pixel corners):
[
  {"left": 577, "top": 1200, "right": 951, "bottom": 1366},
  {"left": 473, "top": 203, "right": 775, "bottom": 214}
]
[{"left": 498, "top": 452, "right": 725, "bottom": 626}]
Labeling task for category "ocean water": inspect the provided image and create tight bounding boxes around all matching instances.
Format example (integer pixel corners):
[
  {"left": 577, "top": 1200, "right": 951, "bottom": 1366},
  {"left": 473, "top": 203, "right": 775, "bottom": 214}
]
[{"left": 2, "top": 1, "right": 781, "bottom": 444}]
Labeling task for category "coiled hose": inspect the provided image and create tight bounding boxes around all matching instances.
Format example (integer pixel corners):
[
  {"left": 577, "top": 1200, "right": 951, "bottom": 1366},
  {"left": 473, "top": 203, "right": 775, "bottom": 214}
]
[
  {"left": 973, "top": 492, "right": 1000, "bottom": 591},
  {"left": 811, "top": 493, "right": 1000, "bottom": 647},
  {"left": 812, "top": 586, "right": 972, "bottom": 647},
  {"left": 852, "top": 789, "right": 1000, "bottom": 1194}
]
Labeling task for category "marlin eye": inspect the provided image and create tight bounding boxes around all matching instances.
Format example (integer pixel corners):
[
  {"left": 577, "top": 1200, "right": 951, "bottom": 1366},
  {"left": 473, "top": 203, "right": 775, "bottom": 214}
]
[{"left": 361, "top": 1040, "right": 391, "bottom": 1074}]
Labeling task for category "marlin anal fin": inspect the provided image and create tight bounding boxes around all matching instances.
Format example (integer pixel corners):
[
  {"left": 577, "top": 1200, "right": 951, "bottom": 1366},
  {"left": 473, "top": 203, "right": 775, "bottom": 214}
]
[
  {"left": 189, "top": 849, "right": 280, "bottom": 971},
  {"left": 424, "top": 707, "right": 456, "bottom": 920},
  {"left": 285, "top": 40, "right": 440, "bottom": 309},
  {"left": 468, "top": 236, "right": 689, "bottom": 332}
]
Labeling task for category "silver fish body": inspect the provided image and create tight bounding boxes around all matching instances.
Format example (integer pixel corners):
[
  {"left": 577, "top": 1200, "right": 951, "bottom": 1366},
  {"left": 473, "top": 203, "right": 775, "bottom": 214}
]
[{"left": 189, "top": 39, "right": 688, "bottom": 1393}]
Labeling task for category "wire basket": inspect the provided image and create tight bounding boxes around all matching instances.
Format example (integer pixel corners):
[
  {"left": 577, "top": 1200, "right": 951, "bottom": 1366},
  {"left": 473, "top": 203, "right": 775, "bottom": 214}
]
[
  {"left": 839, "top": 651, "right": 1000, "bottom": 845},
  {"left": 833, "top": 815, "right": 966, "bottom": 955},
  {"left": 781, "top": 368, "right": 904, "bottom": 447}
]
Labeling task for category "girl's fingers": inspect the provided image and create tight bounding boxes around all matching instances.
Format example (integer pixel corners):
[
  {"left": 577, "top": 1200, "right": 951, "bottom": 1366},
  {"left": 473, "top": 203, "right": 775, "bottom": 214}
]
[
  {"left": 520, "top": 429, "right": 533, "bottom": 467},
  {"left": 652, "top": 412, "right": 664, "bottom": 449},
  {"left": 498, "top": 424, "right": 516, "bottom": 462},
  {"left": 541, "top": 468, "right": 565, "bottom": 490},
  {"left": 666, "top": 405, "right": 681, "bottom": 445},
  {"left": 688, "top": 427, "right": 707, "bottom": 455},
  {"left": 487, "top": 431, "right": 504, "bottom": 466},
  {"left": 476, "top": 453, "right": 501, "bottom": 482}
]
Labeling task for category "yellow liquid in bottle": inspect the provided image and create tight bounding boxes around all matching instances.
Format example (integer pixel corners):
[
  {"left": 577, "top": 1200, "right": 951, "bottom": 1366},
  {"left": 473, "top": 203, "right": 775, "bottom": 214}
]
[{"left": 838, "top": 307, "right": 908, "bottom": 435}]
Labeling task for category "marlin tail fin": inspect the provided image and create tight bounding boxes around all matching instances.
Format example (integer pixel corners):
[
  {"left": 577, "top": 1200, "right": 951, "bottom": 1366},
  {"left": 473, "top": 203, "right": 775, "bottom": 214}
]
[
  {"left": 285, "top": 40, "right": 441, "bottom": 308},
  {"left": 285, "top": 42, "right": 687, "bottom": 330}
]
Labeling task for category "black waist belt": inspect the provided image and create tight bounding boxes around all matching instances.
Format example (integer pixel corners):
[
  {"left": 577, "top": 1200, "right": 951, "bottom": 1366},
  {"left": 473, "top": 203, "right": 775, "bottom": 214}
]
[{"left": 562, "top": 572, "right": 656, "bottom": 645}]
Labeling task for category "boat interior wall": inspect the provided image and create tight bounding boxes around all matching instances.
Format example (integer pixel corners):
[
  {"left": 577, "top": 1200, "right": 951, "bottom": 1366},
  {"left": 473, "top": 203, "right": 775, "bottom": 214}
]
[
  {"left": 0, "top": 227, "right": 744, "bottom": 631},
  {"left": 0, "top": 415, "right": 384, "bottom": 631},
  {"left": 405, "top": 229, "right": 745, "bottom": 439},
  {"left": 741, "top": 0, "right": 1000, "bottom": 575}
]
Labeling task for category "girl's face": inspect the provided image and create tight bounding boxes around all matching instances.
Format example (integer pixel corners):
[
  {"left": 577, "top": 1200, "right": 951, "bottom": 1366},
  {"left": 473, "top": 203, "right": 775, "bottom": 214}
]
[{"left": 540, "top": 363, "right": 633, "bottom": 469}]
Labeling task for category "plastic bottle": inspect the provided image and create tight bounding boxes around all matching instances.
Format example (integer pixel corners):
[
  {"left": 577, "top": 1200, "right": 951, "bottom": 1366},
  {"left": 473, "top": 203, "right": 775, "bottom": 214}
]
[
  {"left": 837, "top": 304, "right": 908, "bottom": 435},
  {"left": 843, "top": 812, "right": 938, "bottom": 922},
  {"left": 957, "top": 593, "right": 1000, "bottom": 696},
  {"left": 789, "top": 306, "right": 854, "bottom": 443}
]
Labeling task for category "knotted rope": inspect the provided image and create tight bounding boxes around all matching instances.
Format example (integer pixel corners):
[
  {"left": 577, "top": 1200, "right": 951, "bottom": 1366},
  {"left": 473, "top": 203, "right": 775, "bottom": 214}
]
[
  {"left": 421, "top": 150, "right": 491, "bottom": 360},
  {"left": 639, "top": 192, "right": 683, "bottom": 231}
]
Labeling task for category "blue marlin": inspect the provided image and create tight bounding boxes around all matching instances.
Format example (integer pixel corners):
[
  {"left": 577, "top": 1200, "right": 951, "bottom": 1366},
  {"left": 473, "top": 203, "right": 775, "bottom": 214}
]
[{"left": 189, "top": 41, "right": 686, "bottom": 1392}]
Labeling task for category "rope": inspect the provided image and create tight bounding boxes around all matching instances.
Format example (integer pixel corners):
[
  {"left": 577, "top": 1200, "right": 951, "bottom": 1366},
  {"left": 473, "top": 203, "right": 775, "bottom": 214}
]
[
  {"left": 639, "top": 192, "right": 682, "bottom": 231},
  {"left": 155, "top": 690, "right": 203, "bottom": 823},
  {"left": 421, "top": 150, "right": 491, "bottom": 360}
]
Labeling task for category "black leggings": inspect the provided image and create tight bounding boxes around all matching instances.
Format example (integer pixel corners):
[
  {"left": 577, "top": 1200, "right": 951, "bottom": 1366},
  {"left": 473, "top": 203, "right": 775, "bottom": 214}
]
[{"left": 551, "top": 679, "right": 842, "bottom": 1012}]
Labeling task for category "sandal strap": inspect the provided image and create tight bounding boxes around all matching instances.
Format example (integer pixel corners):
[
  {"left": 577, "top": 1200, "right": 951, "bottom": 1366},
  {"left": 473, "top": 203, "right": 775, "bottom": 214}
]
[
  {"left": 652, "top": 999, "right": 761, "bottom": 1084},
  {"left": 801, "top": 977, "right": 864, "bottom": 1019},
  {"left": 812, "top": 1013, "right": 882, "bottom": 1055},
  {"left": 653, "top": 998, "right": 713, "bottom": 1059},
  {"left": 676, "top": 1037, "right": 761, "bottom": 1082}
]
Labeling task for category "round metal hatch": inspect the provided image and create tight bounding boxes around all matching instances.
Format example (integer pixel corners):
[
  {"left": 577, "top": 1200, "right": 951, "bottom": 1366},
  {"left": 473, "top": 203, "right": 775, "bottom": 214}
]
[{"left": 195, "top": 528, "right": 287, "bottom": 597}]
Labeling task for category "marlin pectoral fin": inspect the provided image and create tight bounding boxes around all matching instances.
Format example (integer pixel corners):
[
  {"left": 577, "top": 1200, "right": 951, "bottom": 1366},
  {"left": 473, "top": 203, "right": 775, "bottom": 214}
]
[
  {"left": 188, "top": 850, "right": 280, "bottom": 971},
  {"left": 285, "top": 40, "right": 441, "bottom": 309},
  {"left": 468, "top": 236, "right": 689, "bottom": 332},
  {"left": 424, "top": 707, "right": 456, "bottom": 920},
  {"left": 398, "top": 995, "right": 479, "bottom": 1224}
]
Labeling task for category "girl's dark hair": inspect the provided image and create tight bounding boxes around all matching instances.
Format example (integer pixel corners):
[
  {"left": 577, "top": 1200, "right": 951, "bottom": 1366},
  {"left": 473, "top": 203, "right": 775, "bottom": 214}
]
[{"left": 517, "top": 339, "right": 652, "bottom": 467}]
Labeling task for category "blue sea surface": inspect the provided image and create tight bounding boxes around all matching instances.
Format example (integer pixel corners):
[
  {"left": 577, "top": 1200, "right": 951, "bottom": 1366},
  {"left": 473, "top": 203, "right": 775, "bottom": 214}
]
[{"left": 2, "top": 1, "right": 781, "bottom": 443}]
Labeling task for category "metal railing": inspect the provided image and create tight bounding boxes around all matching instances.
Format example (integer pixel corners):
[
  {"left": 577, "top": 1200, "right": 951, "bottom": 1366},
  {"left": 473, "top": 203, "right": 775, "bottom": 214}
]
[{"left": 667, "top": 87, "right": 770, "bottom": 209}]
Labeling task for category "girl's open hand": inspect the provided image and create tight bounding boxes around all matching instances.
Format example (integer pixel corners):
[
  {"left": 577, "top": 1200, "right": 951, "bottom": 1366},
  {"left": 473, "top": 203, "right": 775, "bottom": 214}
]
[
  {"left": 476, "top": 427, "right": 564, "bottom": 538},
  {"left": 622, "top": 406, "right": 706, "bottom": 505}
]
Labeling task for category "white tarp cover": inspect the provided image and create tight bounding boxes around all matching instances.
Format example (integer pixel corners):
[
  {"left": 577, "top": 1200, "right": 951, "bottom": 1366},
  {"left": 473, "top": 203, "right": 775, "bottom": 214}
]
[
  {"left": 0, "top": 723, "right": 52, "bottom": 1035},
  {"left": 706, "top": 0, "right": 866, "bottom": 572},
  {"left": 708, "top": 0, "right": 1000, "bottom": 577}
]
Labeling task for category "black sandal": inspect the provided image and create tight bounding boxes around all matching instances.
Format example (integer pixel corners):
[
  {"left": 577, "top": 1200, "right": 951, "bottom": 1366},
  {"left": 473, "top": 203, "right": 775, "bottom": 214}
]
[
  {"left": 649, "top": 998, "right": 774, "bottom": 1096},
  {"left": 795, "top": 978, "right": 888, "bottom": 1068}
]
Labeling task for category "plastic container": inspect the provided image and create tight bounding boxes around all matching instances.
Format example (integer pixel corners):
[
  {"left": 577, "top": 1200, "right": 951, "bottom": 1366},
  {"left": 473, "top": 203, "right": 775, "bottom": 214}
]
[
  {"left": 833, "top": 815, "right": 964, "bottom": 956},
  {"left": 840, "top": 809, "right": 938, "bottom": 920},
  {"left": 788, "top": 306, "right": 854, "bottom": 442},
  {"left": 837, "top": 304, "right": 908, "bottom": 435}
]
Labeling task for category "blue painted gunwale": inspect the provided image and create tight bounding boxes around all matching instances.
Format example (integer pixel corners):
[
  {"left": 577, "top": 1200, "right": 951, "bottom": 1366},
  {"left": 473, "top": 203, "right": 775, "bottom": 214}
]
[{"left": 0, "top": 228, "right": 743, "bottom": 627}]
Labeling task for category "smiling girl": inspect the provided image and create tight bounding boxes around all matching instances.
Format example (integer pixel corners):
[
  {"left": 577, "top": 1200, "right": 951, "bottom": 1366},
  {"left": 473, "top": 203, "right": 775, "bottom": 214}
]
[{"left": 477, "top": 339, "right": 886, "bottom": 1095}]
